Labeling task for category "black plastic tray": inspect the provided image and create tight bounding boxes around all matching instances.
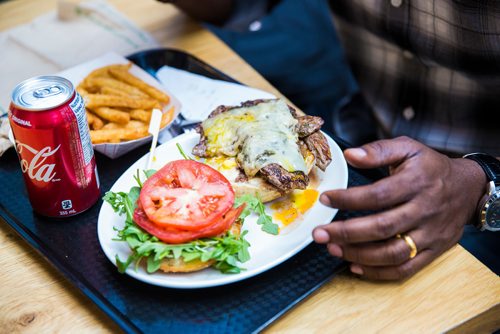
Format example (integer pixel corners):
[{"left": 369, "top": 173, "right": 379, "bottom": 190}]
[{"left": 0, "top": 48, "right": 381, "bottom": 334}]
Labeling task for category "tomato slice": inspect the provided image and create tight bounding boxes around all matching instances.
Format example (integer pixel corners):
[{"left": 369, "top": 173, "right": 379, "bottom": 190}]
[
  {"left": 133, "top": 202, "right": 245, "bottom": 244},
  {"left": 140, "top": 160, "right": 234, "bottom": 230}
]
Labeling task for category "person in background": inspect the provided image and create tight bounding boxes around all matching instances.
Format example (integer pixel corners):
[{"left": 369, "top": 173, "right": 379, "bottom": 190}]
[
  {"left": 158, "top": 0, "right": 500, "bottom": 279},
  {"left": 159, "top": 0, "right": 366, "bottom": 139}
]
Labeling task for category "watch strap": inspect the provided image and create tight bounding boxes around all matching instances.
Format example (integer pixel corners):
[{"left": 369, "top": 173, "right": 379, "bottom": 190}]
[{"left": 463, "top": 153, "right": 500, "bottom": 185}]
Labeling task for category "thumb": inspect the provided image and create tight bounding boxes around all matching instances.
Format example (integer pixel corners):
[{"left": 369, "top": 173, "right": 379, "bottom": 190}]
[{"left": 344, "top": 136, "right": 418, "bottom": 169}]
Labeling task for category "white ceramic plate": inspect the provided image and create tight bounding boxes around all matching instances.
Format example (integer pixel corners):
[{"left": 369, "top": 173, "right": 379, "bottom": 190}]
[{"left": 97, "top": 132, "right": 348, "bottom": 288}]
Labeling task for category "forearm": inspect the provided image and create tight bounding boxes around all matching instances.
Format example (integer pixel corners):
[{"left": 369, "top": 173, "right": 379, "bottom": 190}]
[{"left": 162, "top": 0, "right": 234, "bottom": 25}]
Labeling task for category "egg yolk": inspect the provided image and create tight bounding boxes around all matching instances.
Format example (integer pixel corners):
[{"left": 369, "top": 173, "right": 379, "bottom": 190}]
[
  {"left": 271, "top": 189, "right": 319, "bottom": 226},
  {"left": 205, "top": 156, "right": 237, "bottom": 171}
]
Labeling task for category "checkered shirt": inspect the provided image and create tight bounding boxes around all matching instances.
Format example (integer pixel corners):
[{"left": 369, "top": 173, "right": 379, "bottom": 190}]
[{"left": 330, "top": 0, "right": 500, "bottom": 155}]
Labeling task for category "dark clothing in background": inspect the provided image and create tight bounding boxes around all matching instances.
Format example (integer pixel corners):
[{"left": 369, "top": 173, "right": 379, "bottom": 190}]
[
  {"left": 207, "top": 0, "right": 359, "bottom": 136},
  {"left": 330, "top": 0, "right": 500, "bottom": 156}
]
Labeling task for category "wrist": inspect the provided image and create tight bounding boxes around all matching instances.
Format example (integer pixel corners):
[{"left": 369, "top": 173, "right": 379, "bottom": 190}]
[{"left": 454, "top": 158, "right": 488, "bottom": 226}]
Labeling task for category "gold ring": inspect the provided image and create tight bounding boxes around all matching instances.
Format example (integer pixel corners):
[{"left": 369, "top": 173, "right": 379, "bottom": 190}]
[{"left": 396, "top": 233, "right": 418, "bottom": 259}]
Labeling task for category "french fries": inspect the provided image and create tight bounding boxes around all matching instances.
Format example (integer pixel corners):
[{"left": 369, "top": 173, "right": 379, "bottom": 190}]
[
  {"left": 161, "top": 106, "right": 176, "bottom": 128},
  {"left": 86, "top": 111, "right": 104, "bottom": 130},
  {"left": 108, "top": 67, "right": 170, "bottom": 103},
  {"left": 92, "top": 107, "right": 130, "bottom": 125},
  {"left": 78, "top": 63, "right": 175, "bottom": 144},
  {"left": 100, "top": 86, "right": 131, "bottom": 97},
  {"left": 85, "top": 94, "right": 158, "bottom": 110},
  {"left": 129, "top": 109, "right": 151, "bottom": 123},
  {"left": 90, "top": 127, "right": 149, "bottom": 144},
  {"left": 90, "top": 120, "right": 149, "bottom": 143},
  {"left": 86, "top": 77, "right": 149, "bottom": 98}
]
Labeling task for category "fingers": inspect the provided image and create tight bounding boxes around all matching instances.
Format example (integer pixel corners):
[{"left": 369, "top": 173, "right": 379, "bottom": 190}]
[
  {"left": 345, "top": 136, "right": 419, "bottom": 169},
  {"left": 333, "top": 229, "right": 427, "bottom": 266},
  {"left": 349, "top": 249, "right": 435, "bottom": 281},
  {"left": 313, "top": 202, "right": 419, "bottom": 244},
  {"left": 320, "top": 172, "right": 417, "bottom": 211}
]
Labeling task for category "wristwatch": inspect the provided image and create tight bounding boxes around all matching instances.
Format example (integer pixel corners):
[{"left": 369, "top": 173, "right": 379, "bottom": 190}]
[{"left": 463, "top": 153, "right": 500, "bottom": 231}]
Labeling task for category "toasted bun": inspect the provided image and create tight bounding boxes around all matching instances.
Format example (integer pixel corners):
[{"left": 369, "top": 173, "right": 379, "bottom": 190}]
[
  {"left": 204, "top": 149, "right": 316, "bottom": 203},
  {"left": 158, "top": 221, "right": 242, "bottom": 273}
]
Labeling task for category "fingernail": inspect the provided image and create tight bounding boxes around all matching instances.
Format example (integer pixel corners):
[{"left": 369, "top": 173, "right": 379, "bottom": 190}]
[
  {"left": 313, "top": 228, "right": 330, "bottom": 243},
  {"left": 346, "top": 148, "right": 367, "bottom": 159},
  {"left": 328, "top": 243, "right": 343, "bottom": 257},
  {"left": 319, "top": 193, "right": 332, "bottom": 207},
  {"left": 350, "top": 264, "right": 363, "bottom": 275}
]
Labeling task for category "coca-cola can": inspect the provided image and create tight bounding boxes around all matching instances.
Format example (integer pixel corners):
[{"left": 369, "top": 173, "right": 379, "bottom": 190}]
[{"left": 9, "top": 75, "right": 100, "bottom": 217}]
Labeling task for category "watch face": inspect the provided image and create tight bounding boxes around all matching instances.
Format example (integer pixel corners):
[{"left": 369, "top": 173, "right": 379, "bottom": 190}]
[{"left": 485, "top": 192, "right": 500, "bottom": 231}]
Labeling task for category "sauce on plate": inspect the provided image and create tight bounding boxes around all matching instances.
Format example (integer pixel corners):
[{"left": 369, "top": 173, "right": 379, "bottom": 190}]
[{"left": 270, "top": 188, "right": 319, "bottom": 227}]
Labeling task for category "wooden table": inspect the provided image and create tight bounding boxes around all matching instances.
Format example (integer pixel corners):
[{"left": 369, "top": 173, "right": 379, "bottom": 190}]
[{"left": 1, "top": 1, "right": 499, "bottom": 333}]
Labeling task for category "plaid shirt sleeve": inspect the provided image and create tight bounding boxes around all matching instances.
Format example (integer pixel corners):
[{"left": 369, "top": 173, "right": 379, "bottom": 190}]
[{"left": 330, "top": 0, "right": 500, "bottom": 156}]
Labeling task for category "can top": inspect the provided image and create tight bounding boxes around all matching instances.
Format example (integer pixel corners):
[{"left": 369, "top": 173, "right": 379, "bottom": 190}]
[{"left": 11, "top": 76, "right": 74, "bottom": 111}]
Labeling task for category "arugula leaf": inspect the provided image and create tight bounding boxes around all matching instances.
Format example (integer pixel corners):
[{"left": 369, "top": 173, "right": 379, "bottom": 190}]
[
  {"left": 144, "top": 169, "right": 157, "bottom": 179},
  {"left": 133, "top": 169, "right": 143, "bottom": 188},
  {"left": 234, "top": 194, "right": 279, "bottom": 235},
  {"left": 133, "top": 169, "right": 157, "bottom": 188},
  {"left": 176, "top": 143, "right": 193, "bottom": 160},
  {"left": 103, "top": 191, "right": 135, "bottom": 223},
  {"left": 182, "top": 252, "right": 200, "bottom": 262},
  {"left": 257, "top": 214, "right": 279, "bottom": 235},
  {"left": 115, "top": 254, "right": 136, "bottom": 274},
  {"left": 147, "top": 256, "right": 161, "bottom": 273},
  {"left": 171, "top": 247, "right": 183, "bottom": 259},
  {"left": 103, "top": 191, "right": 126, "bottom": 215},
  {"left": 128, "top": 187, "right": 140, "bottom": 207}
]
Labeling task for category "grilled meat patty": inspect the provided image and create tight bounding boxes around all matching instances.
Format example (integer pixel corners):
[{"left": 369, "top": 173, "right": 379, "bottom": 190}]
[
  {"left": 193, "top": 99, "right": 331, "bottom": 193},
  {"left": 259, "top": 163, "right": 309, "bottom": 192},
  {"left": 304, "top": 131, "right": 332, "bottom": 171},
  {"left": 296, "top": 115, "right": 324, "bottom": 137}
]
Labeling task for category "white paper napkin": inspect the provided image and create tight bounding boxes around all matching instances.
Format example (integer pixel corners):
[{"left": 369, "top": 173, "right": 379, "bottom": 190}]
[
  {"left": 0, "top": 118, "right": 12, "bottom": 157},
  {"left": 8, "top": 1, "right": 158, "bottom": 69},
  {"left": 156, "top": 66, "right": 276, "bottom": 123}
]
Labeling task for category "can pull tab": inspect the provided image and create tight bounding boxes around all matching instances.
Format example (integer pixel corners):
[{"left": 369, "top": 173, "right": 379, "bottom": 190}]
[{"left": 33, "top": 85, "right": 63, "bottom": 98}]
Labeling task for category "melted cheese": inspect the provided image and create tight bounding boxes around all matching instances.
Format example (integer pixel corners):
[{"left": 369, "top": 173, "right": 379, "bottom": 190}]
[{"left": 202, "top": 99, "right": 306, "bottom": 176}]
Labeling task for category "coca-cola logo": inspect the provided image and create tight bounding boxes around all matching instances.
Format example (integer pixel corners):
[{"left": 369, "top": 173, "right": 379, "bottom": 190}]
[{"left": 15, "top": 141, "right": 61, "bottom": 182}]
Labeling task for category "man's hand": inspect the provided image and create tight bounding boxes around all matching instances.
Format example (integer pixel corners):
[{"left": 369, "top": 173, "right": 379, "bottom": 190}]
[{"left": 313, "top": 136, "right": 487, "bottom": 280}]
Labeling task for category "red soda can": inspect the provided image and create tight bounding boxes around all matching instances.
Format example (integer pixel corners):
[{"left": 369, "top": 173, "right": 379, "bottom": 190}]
[{"left": 8, "top": 75, "right": 100, "bottom": 217}]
